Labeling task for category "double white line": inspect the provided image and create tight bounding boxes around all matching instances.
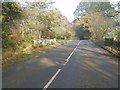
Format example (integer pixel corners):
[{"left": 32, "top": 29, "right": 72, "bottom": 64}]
[{"left": 42, "top": 41, "right": 80, "bottom": 90}]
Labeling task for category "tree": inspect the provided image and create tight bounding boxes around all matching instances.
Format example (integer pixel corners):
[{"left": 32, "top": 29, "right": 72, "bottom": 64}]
[
  {"left": 73, "top": 24, "right": 91, "bottom": 40},
  {"left": 2, "top": 2, "right": 22, "bottom": 49},
  {"left": 53, "top": 16, "right": 73, "bottom": 39},
  {"left": 2, "top": 1, "right": 68, "bottom": 50},
  {"left": 73, "top": 1, "right": 117, "bottom": 41}
]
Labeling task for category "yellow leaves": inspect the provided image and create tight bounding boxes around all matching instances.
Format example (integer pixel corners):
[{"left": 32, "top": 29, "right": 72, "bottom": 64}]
[{"left": 73, "top": 11, "right": 115, "bottom": 40}]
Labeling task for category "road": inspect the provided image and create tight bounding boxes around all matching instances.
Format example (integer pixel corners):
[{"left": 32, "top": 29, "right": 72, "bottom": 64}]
[{"left": 2, "top": 40, "right": 118, "bottom": 88}]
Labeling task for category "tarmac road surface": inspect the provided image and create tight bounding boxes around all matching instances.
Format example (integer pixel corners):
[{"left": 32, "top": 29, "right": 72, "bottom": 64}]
[{"left": 2, "top": 40, "right": 118, "bottom": 88}]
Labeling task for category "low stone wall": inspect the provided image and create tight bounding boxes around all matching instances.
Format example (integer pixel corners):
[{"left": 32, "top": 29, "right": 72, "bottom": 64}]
[{"left": 39, "top": 38, "right": 56, "bottom": 46}]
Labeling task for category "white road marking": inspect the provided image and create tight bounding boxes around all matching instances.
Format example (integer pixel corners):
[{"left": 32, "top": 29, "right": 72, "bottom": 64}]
[
  {"left": 42, "top": 41, "right": 80, "bottom": 89},
  {"left": 42, "top": 69, "right": 61, "bottom": 90},
  {"left": 66, "top": 51, "right": 74, "bottom": 62},
  {"left": 67, "top": 41, "right": 80, "bottom": 62},
  {"left": 63, "top": 41, "right": 80, "bottom": 65},
  {"left": 77, "top": 41, "right": 80, "bottom": 47},
  {"left": 74, "top": 48, "right": 77, "bottom": 51}
]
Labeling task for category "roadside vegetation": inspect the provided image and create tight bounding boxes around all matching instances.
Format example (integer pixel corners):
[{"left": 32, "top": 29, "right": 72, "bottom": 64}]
[
  {"left": 1, "top": 1, "right": 74, "bottom": 67},
  {"left": 2, "top": 39, "right": 69, "bottom": 68},
  {"left": 73, "top": 0, "right": 120, "bottom": 57},
  {"left": 1, "top": 0, "right": 120, "bottom": 67}
]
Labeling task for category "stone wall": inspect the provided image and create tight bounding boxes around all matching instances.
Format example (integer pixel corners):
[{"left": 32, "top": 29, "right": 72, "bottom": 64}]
[{"left": 39, "top": 38, "right": 56, "bottom": 46}]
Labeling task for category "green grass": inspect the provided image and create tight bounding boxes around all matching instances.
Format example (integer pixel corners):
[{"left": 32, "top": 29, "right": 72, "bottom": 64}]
[
  {"left": 57, "top": 39, "right": 69, "bottom": 44},
  {"left": 92, "top": 39, "right": 120, "bottom": 57},
  {"left": 104, "top": 46, "right": 120, "bottom": 56},
  {"left": 2, "top": 49, "right": 44, "bottom": 68},
  {"left": 2, "top": 40, "right": 69, "bottom": 68}
]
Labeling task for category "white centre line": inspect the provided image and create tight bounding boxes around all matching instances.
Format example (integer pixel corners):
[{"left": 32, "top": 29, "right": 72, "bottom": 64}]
[
  {"left": 42, "top": 69, "right": 62, "bottom": 90},
  {"left": 74, "top": 48, "right": 77, "bottom": 50},
  {"left": 65, "top": 41, "right": 80, "bottom": 64},
  {"left": 42, "top": 41, "right": 80, "bottom": 89},
  {"left": 66, "top": 51, "right": 74, "bottom": 62}
]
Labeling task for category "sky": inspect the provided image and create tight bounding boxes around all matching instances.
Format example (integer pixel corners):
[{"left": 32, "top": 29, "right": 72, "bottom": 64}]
[
  {"left": 53, "top": 0, "right": 80, "bottom": 22},
  {"left": 53, "top": 0, "right": 120, "bottom": 22}
]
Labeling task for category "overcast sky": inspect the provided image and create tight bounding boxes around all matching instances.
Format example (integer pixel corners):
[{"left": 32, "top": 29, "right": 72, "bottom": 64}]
[{"left": 53, "top": 0, "right": 119, "bottom": 22}]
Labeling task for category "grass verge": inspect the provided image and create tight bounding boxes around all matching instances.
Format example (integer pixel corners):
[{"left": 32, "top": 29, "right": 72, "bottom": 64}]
[
  {"left": 92, "top": 39, "right": 120, "bottom": 58},
  {"left": 2, "top": 39, "right": 69, "bottom": 68}
]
